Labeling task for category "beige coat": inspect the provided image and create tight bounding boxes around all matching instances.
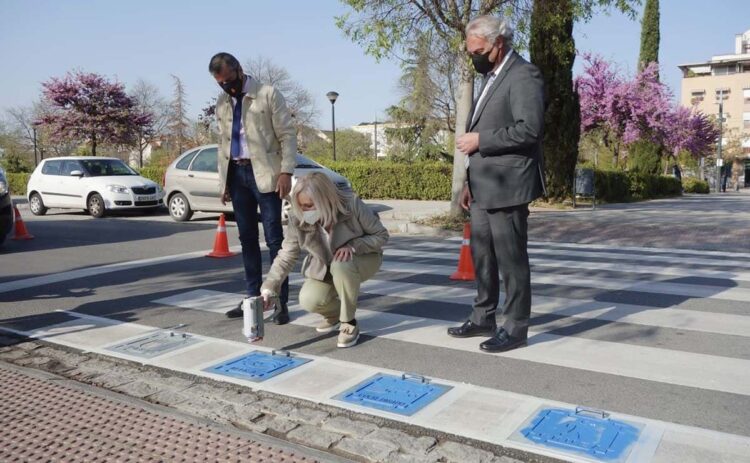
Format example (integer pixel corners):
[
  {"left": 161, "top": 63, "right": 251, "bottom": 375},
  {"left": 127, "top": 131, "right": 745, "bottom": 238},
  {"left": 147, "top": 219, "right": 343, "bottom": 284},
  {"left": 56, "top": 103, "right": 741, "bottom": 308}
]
[
  {"left": 216, "top": 78, "right": 297, "bottom": 194},
  {"left": 261, "top": 194, "right": 389, "bottom": 294}
]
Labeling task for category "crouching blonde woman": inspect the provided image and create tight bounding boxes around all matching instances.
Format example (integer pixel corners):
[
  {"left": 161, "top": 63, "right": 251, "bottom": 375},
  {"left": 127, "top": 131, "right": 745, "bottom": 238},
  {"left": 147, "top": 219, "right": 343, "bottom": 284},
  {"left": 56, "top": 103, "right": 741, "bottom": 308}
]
[{"left": 260, "top": 172, "right": 389, "bottom": 348}]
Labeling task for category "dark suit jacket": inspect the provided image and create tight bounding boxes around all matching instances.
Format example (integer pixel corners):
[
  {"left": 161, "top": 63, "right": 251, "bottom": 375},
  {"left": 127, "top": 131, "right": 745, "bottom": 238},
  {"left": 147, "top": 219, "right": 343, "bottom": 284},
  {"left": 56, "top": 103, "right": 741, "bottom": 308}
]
[{"left": 467, "top": 51, "right": 546, "bottom": 210}]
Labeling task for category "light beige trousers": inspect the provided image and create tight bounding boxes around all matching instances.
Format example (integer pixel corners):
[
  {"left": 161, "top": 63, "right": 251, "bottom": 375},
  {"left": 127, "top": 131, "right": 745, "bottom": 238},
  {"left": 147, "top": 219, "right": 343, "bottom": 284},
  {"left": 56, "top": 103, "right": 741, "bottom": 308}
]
[{"left": 298, "top": 253, "right": 382, "bottom": 323}]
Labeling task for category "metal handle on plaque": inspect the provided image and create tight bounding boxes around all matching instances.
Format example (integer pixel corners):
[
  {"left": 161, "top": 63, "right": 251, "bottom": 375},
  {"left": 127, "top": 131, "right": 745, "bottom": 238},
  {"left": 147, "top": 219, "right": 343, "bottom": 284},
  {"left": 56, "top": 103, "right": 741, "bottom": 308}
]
[
  {"left": 575, "top": 406, "right": 610, "bottom": 419},
  {"left": 402, "top": 373, "right": 429, "bottom": 384}
]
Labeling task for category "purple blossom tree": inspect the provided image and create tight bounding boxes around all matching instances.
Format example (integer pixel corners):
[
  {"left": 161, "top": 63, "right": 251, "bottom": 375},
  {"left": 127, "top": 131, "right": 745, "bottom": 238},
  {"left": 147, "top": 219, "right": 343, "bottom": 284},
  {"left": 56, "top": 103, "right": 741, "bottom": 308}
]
[
  {"left": 577, "top": 55, "right": 718, "bottom": 167},
  {"left": 39, "top": 71, "right": 152, "bottom": 156}
]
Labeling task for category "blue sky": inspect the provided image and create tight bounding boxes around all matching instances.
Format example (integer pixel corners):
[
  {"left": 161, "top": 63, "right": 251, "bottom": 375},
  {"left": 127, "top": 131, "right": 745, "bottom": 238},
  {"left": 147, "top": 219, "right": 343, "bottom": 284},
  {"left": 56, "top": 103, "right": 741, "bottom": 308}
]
[{"left": 0, "top": 0, "right": 748, "bottom": 128}]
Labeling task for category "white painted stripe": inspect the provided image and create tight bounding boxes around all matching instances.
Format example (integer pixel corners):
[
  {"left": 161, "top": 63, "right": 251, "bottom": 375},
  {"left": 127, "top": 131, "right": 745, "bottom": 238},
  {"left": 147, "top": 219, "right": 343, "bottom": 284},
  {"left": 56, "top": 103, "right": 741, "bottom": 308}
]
[
  {"left": 7, "top": 310, "right": 748, "bottom": 463},
  {"left": 388, "top": 246, "right": 750, "bottom": 271},
  {"left": 400, "top": 244, "right": 750, "bottom": 282},
  {"left": 382, "top": 252, "right": 750, "bottom": 303},
  {"left": 0, "top": 246, "right": 242, "bottom": 294},
  {"left": 443, "top": 236, "right": 750, "bottom": 260},
  {"left": 156, "top": 290, "right": 750, "bottom": 396}
]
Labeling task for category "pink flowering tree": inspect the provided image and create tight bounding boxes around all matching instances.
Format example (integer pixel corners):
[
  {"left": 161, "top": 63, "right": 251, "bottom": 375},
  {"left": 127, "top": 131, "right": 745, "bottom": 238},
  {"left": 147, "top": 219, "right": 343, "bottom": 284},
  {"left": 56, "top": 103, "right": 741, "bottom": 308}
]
[
  {"left": 39, "top": 71, "right": 152, "bottom": 156},
  {"left": 577, "top": 55, "right": 718, "bottom": 169}
]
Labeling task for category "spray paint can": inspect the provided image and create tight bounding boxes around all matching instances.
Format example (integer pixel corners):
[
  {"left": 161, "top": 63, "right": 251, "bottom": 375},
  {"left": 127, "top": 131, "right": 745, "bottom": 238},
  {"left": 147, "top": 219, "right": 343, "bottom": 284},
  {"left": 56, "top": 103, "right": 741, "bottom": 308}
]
[{"left": 242, "top": 296, "right": 265, "bottom": 342}]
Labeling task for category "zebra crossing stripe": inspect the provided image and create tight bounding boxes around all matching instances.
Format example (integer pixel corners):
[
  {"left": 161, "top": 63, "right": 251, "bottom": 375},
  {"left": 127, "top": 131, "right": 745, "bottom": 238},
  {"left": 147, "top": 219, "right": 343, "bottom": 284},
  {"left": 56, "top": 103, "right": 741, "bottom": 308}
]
[{"left": 153, "top": 289, "right": 750, "bottom": 397}]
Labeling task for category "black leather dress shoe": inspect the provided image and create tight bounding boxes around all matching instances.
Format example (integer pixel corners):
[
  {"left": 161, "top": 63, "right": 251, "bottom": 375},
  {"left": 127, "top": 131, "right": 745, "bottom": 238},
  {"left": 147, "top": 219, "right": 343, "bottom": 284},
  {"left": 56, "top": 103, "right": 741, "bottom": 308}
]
[
  {"left": 479, "top": 329, "right": 527, "bottom": 353},
  {"left": 272, "top": 302, "right": 290, "bottom": 325},
  {"left": 447, "top": 320, "right": 496, "bottom": 338},
  {"left": 225, "top": 301, "right": 243, "bottom": 319}
]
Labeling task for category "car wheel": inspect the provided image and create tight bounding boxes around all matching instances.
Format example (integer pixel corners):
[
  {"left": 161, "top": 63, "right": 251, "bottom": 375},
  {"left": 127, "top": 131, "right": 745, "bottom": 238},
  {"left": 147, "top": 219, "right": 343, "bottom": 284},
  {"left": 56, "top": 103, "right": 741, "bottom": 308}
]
[
  {"left": 29, "top": 193, "right": 48, "bottom": 216},
  {"left": 168, "top": 193, "right": 193, "bottom": 222},
  {"left": 87, "top": 193, "right": 106, "bottom": 218}
]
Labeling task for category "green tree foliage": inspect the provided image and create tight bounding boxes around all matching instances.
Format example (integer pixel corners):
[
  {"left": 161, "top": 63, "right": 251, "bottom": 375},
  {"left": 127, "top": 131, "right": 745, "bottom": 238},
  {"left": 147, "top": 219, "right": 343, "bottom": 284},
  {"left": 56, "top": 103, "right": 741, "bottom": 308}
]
[
  {"left": 627, "top": 139, "right": 661, "bottom": 175},
  {"left": 529, "top": 0, "right": 581, "bottom": 201},
  {"left": 638, "top": 0, "right": 659, "bottom": 75},
  {"left": 337, "top": 0, "right": 639, "bottom": 210},
  {"left": 305, "top": 130, "right": 374, "bottom": 161}
]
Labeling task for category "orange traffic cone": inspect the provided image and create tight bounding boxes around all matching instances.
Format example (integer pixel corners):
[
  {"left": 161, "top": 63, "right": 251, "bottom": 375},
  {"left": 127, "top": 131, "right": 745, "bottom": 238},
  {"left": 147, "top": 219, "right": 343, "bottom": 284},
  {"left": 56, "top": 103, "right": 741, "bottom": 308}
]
[
  {"left": 11, "top": 206, "right": 34, "bottom": 240},
  {"left": 450, "top": 223, "right": 474, "bottom": 281},
  {"left": 206, "top": 213, "right": 237, "bottom": 258}
]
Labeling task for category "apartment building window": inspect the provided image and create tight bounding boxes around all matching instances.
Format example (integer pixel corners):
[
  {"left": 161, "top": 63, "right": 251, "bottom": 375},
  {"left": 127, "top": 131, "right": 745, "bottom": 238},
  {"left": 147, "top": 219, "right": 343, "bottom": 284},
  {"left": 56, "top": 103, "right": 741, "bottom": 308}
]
[
  {"left": 744, "top": 89, "right": 750, "bottom": 105},
  {"left": 690, "top": 90, "right": 705, "bottom": 105},
  {"left": 714, "top": 65, "right": 738, "bottom": 76},
  {"left": 744, "top": 112, "right": 750, "bottom": 129}
]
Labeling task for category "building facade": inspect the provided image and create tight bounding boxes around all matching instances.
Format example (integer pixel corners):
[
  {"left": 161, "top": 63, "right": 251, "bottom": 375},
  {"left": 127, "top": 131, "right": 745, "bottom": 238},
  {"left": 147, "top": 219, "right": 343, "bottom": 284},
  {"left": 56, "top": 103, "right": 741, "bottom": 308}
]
[{"left": 679, "top": 29, "right": 750, "bottom": 187}]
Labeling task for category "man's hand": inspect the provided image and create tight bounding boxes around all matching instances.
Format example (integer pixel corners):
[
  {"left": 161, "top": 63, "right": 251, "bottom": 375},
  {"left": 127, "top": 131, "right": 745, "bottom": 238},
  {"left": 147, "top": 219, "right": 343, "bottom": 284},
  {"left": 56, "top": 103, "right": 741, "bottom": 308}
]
[
  {"left": 276, "top": 173, "right": 292, "bottom": 199},
  {"left": 456, "top": 133, "right": 480, "bottom": 155},
  {"left": 333, "top": 246, "right": 355, "bottom": 262},
  {"left": 221, "top": 189, "right": 231, "bottom": 205},
  {"left": 460, "top": 184, "right": 472, "bottom": 211}
]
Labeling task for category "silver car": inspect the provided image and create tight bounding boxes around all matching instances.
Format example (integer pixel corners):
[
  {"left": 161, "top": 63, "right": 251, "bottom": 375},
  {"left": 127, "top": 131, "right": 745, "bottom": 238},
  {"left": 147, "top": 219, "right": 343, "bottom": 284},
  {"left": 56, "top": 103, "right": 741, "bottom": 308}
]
[{"left": 164, "top": 144, "right": 351, "bottom": 222}]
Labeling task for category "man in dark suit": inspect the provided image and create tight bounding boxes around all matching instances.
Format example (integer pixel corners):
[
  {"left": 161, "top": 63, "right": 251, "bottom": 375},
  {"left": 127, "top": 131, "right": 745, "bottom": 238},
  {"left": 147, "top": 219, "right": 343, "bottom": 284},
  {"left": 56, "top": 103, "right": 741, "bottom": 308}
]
[{"left": 447, "top": 15, "right": 545, "bottom": 353}]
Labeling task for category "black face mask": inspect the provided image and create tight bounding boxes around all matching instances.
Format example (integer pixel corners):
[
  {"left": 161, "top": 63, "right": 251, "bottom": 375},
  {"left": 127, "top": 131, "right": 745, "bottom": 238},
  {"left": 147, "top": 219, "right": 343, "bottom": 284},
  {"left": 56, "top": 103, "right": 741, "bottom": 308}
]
[
  {"left": 220, "top": 73, "right": 244, "bottom": 96},
  {"left": 471, "top": 50, "right": 495, "bottom": 75}
]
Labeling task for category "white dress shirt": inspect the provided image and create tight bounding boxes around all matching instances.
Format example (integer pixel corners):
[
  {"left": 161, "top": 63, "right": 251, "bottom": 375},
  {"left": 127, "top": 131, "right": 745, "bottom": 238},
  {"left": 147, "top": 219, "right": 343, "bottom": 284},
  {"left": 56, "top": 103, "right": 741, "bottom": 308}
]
[{"left": 230, "top": 75, "right": 253, "bottom": 160}]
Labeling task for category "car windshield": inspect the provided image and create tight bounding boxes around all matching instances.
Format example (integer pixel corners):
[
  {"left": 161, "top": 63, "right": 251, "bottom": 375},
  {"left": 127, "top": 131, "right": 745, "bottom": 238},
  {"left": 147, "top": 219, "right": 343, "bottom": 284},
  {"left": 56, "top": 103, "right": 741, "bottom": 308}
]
[{"left": 80, "top": 159, "right": 136, "bottom": 176}]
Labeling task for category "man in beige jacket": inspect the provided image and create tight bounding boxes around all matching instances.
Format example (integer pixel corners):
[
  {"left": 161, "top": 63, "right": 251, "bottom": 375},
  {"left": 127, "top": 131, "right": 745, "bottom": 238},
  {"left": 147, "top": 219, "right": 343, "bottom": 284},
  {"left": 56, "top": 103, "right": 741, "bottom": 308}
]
[{"left": 209, "top": 52, "right": 297, "bottom": 323}]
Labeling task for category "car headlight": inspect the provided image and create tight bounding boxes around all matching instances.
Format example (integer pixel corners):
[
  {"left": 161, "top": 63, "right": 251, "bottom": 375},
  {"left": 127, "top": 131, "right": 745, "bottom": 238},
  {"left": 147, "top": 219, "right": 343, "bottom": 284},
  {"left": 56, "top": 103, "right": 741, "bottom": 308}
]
[{"left": 107, "top": 184, "right": 129, "bottom": 194}]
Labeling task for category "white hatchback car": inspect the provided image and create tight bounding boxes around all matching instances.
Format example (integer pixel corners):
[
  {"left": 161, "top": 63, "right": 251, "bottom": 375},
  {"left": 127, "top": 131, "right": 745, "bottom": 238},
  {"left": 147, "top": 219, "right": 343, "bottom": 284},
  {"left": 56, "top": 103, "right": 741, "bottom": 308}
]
[
  {"left": 26, "top": 157, "right": 165, "bottom": 218},
  {"left": 164, "top": 145, "right": 351, "bottom": 222}
]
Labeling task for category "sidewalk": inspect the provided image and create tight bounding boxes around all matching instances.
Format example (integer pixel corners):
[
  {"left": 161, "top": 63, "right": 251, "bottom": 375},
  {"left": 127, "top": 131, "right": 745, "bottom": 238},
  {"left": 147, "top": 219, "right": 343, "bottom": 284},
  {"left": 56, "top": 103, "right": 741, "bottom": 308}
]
[{"left": 0, "top": 361, "right": 347, "bottom": 463}]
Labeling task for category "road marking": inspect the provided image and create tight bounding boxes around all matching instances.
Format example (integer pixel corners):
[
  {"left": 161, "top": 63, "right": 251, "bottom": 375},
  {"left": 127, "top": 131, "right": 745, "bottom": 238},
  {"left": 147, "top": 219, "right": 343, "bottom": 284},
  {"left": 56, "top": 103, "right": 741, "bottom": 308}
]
[
  {"left": 154, "top": 289, "right": 750, "bottom": 396},
  {"left": 5, "top": 310, "right": 748, "bottom": 463},
  {"left": 383, "top": 250, "right": 750, "bottom": 302},
  {"left": 0, "top": 246, "right": 242, "bottom": 294}
]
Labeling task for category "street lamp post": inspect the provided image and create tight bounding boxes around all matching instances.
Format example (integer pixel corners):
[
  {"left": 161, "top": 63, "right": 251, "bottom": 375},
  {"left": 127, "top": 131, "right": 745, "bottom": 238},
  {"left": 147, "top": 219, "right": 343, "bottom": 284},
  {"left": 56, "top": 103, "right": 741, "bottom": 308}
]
[
  {"left": 716, "top": 90, "right": 726, "bottom": 193},
  {"left": 326, "top": 91, "right": 339, "bottom": 161}
]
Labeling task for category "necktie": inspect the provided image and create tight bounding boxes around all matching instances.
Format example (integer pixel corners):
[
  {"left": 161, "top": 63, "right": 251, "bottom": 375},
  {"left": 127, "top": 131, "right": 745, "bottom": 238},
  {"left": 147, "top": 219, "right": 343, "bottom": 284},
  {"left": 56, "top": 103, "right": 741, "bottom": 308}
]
[{"left": 230, "top": 94, "right": 244, "bottom": 159}]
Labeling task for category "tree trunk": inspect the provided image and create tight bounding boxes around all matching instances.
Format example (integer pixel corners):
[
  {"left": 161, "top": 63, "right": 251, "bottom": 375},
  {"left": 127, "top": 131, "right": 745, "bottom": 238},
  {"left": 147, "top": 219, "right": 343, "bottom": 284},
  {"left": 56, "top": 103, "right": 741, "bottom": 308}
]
[
  {"left": 449, "top": 57, "right": 474, "bottom": 217},
  {"left": 91, "top": 132, "right": 97, "bottom": 156},
  {"left": 530, "top": 0, "right": 580, "bottom": 201}
]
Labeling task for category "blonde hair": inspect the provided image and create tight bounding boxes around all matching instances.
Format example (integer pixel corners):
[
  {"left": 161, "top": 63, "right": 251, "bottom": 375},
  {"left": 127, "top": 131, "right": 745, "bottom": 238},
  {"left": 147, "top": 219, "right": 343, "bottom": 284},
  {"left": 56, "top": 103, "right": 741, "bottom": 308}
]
[{"left": 291, "top": 172, "right": 350, "bottom": 228}]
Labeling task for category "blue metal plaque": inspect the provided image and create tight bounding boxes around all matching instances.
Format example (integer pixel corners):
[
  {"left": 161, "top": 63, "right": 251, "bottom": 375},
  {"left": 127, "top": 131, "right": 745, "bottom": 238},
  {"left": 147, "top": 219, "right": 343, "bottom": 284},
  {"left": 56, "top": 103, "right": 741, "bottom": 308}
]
[
  {"left": 205, "top": 350, "right": 310, "bottom": 382},
  {"left": 334, "top": 373, "right": 451, "bottom": 416},
  {"left": 521, "top": 407, "right": 641, "bottom": 461}
]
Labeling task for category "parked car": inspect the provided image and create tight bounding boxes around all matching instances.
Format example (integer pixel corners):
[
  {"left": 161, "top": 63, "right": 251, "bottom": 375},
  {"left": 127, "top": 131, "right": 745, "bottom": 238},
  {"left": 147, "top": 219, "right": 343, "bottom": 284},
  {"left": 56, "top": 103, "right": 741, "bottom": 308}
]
[
  {"left": 0, "top": 166, "right": 14, "bottom": 246},
  {"left": 26, "top": 157, "right": 165, "bottom": 218},
  {"left": 164, "top": 145, "right": 351, "bottom": 222}
]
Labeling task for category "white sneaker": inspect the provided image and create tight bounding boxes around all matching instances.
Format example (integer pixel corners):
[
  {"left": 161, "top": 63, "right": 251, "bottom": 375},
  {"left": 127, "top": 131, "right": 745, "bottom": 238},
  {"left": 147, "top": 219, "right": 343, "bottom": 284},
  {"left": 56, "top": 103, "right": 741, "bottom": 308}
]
[
  {"left": 337, "top": 323, "right": 360, "bottom": 348},
  {"left": 316, "top": 318, "right": 340, "bottom": 333}
]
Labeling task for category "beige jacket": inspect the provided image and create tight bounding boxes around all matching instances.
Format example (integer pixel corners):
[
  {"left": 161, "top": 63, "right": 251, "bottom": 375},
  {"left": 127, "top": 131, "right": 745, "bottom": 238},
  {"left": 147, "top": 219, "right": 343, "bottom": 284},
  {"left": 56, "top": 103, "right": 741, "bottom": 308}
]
[
  {"left": 261, "top": 194, "right": 389, "bottom": 294},
  {"left": 216, "top": 77, "right": 297, "bottom": 194}
]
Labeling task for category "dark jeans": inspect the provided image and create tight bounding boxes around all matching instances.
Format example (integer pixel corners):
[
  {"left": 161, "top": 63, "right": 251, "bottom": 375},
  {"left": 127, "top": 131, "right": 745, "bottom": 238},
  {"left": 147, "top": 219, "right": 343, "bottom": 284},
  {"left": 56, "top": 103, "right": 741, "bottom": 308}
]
[{"left": 228, "top": 163, "right": 288, "bottom": 304}]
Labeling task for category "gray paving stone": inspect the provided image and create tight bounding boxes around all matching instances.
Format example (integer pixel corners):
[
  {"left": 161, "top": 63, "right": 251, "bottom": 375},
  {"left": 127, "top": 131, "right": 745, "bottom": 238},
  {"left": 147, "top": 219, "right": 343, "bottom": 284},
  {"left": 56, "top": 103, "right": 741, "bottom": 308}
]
[
  {"left": 148, "top": 389, "right": 190, "bottom": 407},
  {"left": 91, "top": 373, "right": 134, "bottom": 388},
  {"left": 368, "top": 428, "right": 437, "bottom": 455},
  {"left": 174, "top": 397, "right": 234, "bottom": 423},
  {"left": 0, "top": 350, "right": 29, "bottom": 361},
  {"left": 224, "top": 403, "right": 264, "bottom": 428},
  {"left": 286, "top": 407, "right": 329, "bottom": 425},
  {"left": 433, "top": 441, "right": 497, "bottom": 463},
  {"left": 34, "top": 348, "right": 87, "bottom": 366},
  {"left": 322, "top": 416, "right": 379, "bottom": 438},
  {"left": 287, "top": 424, "right": 343, "bottom": 449},
  {"left": 489, "top": 456, "right": 525, "bottom": 463},
  {"left": 15, "top": 341, "right": 39, "bottom": 351},
  {"left": 258, "top": 397, "right": 295, "bottom": 415},
  {"left": 43, "top": 359, "right": 77, "bottom": 374},
  {"left": 181, "top": 383, "right": 257, "bottom": 406},
  {"left": 14, "top": 356, "right": 52, "bottom": 367},
  {"left": 113, "top": 381, "right": 162, "bottom": 398},
  {"left": 385, "top": 453, "right": 441, "bottom": 463},
  {"left": 335, "top": 436, "right": 399, "bottom": 463},
  {"left": 254, "top": 414, "right": 300, "bottom": 435}
]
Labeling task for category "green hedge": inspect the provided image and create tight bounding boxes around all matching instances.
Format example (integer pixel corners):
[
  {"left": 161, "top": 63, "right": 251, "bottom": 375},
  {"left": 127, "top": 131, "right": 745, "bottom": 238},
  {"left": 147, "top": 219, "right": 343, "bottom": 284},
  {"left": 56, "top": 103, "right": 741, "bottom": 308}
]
[
  {"left": 139, "top": 166, "right": 165, "bottom": 185},
  {"left": 593, "top": 170, "right": 682, "bottom": 202},
  {"left": 682, "top": 177, "right": 709, "bottom": 194},
  {"left": 7, "top": 173, "right": 30, "bottom": 196},
  {"left": 325, "top": 161, "right": 452, "bottom": 200}
]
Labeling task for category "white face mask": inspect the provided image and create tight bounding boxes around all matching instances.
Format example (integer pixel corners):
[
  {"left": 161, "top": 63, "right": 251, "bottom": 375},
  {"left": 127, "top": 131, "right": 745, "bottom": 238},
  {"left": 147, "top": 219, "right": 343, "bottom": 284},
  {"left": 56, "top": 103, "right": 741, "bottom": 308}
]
[{"left": 302, "top": 209, "right": 320, "bottom": 225}]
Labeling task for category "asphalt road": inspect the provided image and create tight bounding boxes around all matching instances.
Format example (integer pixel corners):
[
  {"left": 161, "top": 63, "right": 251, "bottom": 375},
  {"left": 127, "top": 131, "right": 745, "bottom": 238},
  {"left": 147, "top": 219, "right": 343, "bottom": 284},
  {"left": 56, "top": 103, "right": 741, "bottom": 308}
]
[{"left": 2, "top": 195, "right": 750, "bottom": 440}]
